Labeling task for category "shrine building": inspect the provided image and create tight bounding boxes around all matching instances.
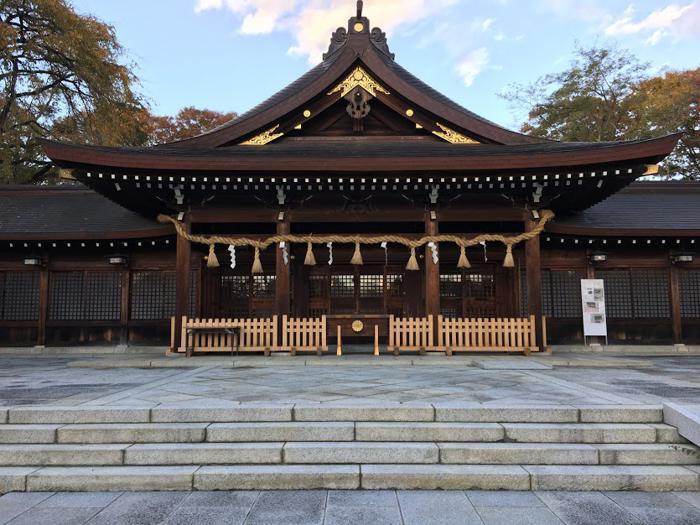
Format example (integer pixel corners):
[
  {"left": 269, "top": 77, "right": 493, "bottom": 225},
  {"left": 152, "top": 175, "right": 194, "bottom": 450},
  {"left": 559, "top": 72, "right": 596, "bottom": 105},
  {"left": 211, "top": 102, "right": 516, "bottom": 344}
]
[{"left": 1, "top": 3, "right": 697, "bottom": 354}]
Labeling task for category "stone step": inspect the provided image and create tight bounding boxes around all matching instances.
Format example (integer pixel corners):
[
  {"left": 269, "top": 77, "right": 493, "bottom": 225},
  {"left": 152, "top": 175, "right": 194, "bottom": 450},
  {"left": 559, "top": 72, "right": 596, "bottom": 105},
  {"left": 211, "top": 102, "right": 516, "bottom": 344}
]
[
  {"left": 58, "top": 423, "right": 208, "bottom": 444},
  {"left": 360, "top": 464, "right": 700, "bottom": 491},
  {"left": 1, "top": 442, "right": 695, "bottom": 468},
  {"left": 0, "top": 444, "right": 126, "bottom": 466},
  {"left": 0, "top": 404, "right": 666, "bottom": 425},
  {"left": 283, "top": 442, "right": 439, "bottom": 464},
  {"left": 355, "top": 422, "right": 504, "bottom": 442},
  {"left": 125, "top": 443, "right": 283, "bottom": 465},
  {"left": 503, "top": 423, "right": 660, "bottom": 443},
  {"left": 3, "top": 463, "right": 699, "bottom": 493},
  {"left": 0, "top": 425, "right": 59, "bottom": 444},
  {"left": 206, "top": 422, "right": 355, "bottom": 442}
]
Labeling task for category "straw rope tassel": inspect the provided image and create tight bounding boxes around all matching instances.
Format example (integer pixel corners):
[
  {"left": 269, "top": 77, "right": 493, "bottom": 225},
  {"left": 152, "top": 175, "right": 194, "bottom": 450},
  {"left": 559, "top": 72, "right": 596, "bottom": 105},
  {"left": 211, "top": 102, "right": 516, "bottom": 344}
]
[
  {"left": 350, "top": 242, "right": 363, "bottom": 265},
  {"left": 251, "top": 247, "right": 263, "bottom": 274},
  {"left": 457, "top": 246, "right": 471, "bottom": 269},
  {"left": 207, "top": 244, "right": 220, "bottom": 268},
  {"left": 503, "top": 244, "right": 515, "bottom": 268},
  {"left": 406, "top": 247, "right": 420, "bottom": 271},
  {"left": 304, "top": 242, "right": 317, "bottom": 266}
]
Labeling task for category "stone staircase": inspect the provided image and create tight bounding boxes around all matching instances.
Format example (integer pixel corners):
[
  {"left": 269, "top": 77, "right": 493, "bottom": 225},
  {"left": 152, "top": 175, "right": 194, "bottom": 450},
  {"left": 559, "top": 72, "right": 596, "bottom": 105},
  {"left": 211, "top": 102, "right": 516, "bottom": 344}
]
[{"left": 0, "top": 404, "right": 699, "bottom": 492}]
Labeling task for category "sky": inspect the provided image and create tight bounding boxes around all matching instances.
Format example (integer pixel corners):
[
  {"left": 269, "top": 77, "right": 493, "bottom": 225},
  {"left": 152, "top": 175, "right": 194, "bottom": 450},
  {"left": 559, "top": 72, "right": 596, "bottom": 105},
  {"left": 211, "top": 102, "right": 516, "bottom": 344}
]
[{"left": 70, "top": 0, "right": 700, "bottom": 129}]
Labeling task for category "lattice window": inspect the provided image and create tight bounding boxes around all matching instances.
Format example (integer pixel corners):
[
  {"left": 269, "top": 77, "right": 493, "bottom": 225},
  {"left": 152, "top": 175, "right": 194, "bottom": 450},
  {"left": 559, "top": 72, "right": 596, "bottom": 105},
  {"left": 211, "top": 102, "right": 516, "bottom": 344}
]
[
  {"left": 597, "top": 270, "right": 632, "bottom": 319},
  {"left": 386, "top": 274, "right": 403, "bottom": 297},
  {"left": 0, "top": 272, "right": 40, "bottom": 321},
  {"left": 309, "top": 275, "right": 328, "bottom": 299},
  {"left": 464, "top": 273, "right": 495, "bottom": 299},
  {"left": 632, "top": 269, "right": 670, "bottom": 318},
  {"left": 49, "top": 271, "right": 121, "bottom": 321},
  {"left": 131, "top": 272, "right": 176, "bottom": 320},
  {"left": 252, "top": 275, "right": 276, "bottom": 298},
  {"left": 440, "top": 307, "right": 458, "bottom": 319},
  {"left": 222, "top": 275, "right": 249, "bottom": 297},
  {"left": 681, "top": 270, "right": 700, "bottom": 318},
  {"left": 360, "top": 274, "right": 384, "bottom": 298},
  {"left": 440, "top": 274, "right": 462, "bottom": 298},
  {"left": 520, "top": 268, "right": 529, "bottom": 317},
  {"left": 550, "top": 270, "right": 583, "bottom": 318},
  {"left": 331, "top": 275, "right": 354, "bottom": 298}
]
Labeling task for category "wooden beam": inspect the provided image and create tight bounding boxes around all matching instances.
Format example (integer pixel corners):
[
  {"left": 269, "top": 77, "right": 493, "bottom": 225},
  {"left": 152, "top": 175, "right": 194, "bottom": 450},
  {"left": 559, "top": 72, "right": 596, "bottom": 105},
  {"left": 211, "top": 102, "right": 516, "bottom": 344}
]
[
  {"left": 525, "top": 216, "right": 544, "bottom": 351},
  {"left": 275, "top": 218, "right": 291, "bottom": 316},
  {"left": 174, "top": 214, "right": 192, "bottom": 351},
  {"left": 120, "top": 266, "right": 130, "bottom": 345},
  {"left": 425, "top": 212, "right": 440, "bottom": 319}
]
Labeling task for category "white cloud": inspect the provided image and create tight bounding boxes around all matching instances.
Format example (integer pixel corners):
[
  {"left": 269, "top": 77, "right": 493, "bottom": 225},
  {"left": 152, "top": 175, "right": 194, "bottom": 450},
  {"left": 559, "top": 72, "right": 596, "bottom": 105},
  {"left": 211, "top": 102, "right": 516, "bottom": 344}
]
[
  {"left": 195, "top": 0, "right": 459, "bottom": 64},
  {"left": 605, "top": 2, "right": 700, "bottom": 45},
  {"left": 455, "top": 47, "right": 490, "bottom": 87}
]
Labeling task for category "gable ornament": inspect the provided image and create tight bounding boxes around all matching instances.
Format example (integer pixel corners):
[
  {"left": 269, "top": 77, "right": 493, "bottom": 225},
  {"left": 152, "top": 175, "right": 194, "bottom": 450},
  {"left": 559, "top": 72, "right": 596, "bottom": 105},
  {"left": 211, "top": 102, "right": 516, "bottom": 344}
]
[{"left": 328, "top": 66, "right": 390, "bottom": 98}]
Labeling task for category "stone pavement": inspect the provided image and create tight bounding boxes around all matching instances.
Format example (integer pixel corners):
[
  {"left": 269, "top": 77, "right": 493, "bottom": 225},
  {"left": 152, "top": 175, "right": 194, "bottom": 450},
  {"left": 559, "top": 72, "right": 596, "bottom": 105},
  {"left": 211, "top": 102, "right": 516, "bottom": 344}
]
[
  {"left": 1, "top": 355, "right": 700, "bottom": 407},
  {"left": 1, "top": 489, "right": 700, "bottom": 524}
]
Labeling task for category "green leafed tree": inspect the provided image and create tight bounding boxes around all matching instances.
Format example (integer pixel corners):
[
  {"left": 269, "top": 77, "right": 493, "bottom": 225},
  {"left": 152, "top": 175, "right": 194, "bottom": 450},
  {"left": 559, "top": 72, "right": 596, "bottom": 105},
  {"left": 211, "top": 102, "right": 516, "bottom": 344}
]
[
  {"left": 0, "top": 0, "right": 147, "bottom": 183},
  {"left": 503, "top": 46, "right": 700, "bottom": 180}
]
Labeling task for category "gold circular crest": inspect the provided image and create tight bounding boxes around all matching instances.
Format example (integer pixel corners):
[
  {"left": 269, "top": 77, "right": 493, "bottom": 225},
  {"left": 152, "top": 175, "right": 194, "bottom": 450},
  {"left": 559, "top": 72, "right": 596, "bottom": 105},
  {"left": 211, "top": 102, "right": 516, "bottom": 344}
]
[
  {"left": 353, "top": 22, "right": 365, "bottom": 32},
  {"left": 303, "top": 110, "right": 312, "bottom": 118},
  {"left": 405, "top": 109, "right": 415, "bottom": 117},
  {"left": 351, "top": 320, "right": 364, "bottom": 333}
]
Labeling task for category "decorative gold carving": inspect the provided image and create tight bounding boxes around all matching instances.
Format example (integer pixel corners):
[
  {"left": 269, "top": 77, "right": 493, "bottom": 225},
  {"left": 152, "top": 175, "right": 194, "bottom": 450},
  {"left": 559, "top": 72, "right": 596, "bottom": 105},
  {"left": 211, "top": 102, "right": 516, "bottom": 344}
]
[
  {"left": 352, "top": 320, "right": 364, "bottom": 333},
  {"left": 303, "top": 109, "right": 312, "bottom": 118},
  {"left": 241, "top": 125, "right": 284, "bottom": 146},
  {"left": 432, "top": 123, "right": 480, "bottom": 145},
  {"left": 405, "top": 109, "right": 414, "bottom": 117},
  {"left": 294, "top": 124, "right": 302, "bottom": 130},
  {"left": 328, "top": 66, "right": 390, "bottom": 98},
  {"left": 353, "top": 22, "right": 365, "bottom": 32},
  {"left": 644, "top": 164, "right": 660, "bottom": 175}
]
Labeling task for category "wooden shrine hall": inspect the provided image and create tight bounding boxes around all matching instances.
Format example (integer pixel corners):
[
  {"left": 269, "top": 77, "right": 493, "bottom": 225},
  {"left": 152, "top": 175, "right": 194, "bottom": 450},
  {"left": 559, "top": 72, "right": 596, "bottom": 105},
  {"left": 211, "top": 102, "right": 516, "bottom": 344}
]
[{"left": 1, "top": 3, "right": 698, "bottom": 354}]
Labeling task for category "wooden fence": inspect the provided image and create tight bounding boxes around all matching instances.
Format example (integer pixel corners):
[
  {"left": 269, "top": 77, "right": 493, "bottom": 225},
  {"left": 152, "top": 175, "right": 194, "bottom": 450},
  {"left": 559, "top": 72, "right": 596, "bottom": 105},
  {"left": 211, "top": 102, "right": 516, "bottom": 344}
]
[
  {"left": 437, "top": 315, "right": 538, "bottom": 354},
  {"left": 173, "top": 316, "right": 278, "bottom": 355},
  {"left": 389, "top": 315, "right": 435, "bottom": 353},
  {"left": 281, "top": 315, "right": 328, "bottom": 354}
]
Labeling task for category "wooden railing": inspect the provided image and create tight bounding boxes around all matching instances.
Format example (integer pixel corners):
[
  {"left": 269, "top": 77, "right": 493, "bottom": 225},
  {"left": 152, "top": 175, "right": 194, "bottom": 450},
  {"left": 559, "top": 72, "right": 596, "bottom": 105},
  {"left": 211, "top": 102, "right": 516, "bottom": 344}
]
[
  {"left": 281, "top": 315, "right": 328, "bottom": 355},
  {"left": 389, "top": 315, "right": 435, "bottom": 354},
  {"left": 173, "top": 316, "right": 278, "bottom": 354},
  {"left": 437, "top": 315, "right": 538, "bottom": 354}
]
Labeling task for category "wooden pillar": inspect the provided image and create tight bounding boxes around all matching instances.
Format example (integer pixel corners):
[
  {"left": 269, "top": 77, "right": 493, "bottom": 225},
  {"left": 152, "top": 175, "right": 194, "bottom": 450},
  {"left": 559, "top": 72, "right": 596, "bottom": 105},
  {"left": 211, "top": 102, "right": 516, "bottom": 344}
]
[
  {"left": 174, "top": 214, "right": 191, "bottom": 351},
  {"left": 525, "top": 217, "right": 544, "bottom": 350},
  {"left": 119, "top": 265, "right": 130, "bottom": 345},
  {"left": 275, "top": 218, "right": 291, "bottom": 316},
  {"left": 36, "top": 262, "right": 49, "bottom": 347},
  {"left": 425, "top": 212, "right": 440, "bottom": 319},
  {"left": 670, "top": 263, "right": 683, "bottom": 344}
]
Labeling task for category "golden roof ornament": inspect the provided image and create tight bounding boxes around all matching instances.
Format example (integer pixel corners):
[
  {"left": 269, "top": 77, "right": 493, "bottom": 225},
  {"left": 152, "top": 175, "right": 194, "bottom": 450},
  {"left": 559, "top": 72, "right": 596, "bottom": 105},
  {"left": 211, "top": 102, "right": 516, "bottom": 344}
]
[
  {"left": 240, "top": 125, "right": 285, "bottom": 146},
  {"left": 433, "top": 123, "right": 480, "bottom": 145},
  {"left": 328, "top": 66, "right": 390, "bottom": 98}
]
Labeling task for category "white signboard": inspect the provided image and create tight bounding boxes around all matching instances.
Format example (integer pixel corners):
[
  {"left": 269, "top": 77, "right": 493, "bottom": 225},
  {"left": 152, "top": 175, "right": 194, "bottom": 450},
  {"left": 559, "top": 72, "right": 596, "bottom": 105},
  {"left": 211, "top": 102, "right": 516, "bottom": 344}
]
[{"left": 580, "top": 279, "right": 608, "bottom": 338}]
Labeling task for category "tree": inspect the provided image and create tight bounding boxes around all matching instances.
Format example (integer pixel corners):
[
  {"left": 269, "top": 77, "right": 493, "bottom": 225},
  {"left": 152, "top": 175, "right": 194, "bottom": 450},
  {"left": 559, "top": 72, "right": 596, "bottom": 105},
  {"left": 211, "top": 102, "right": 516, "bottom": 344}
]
[
  {"left": 0, "top": 0, "right": 147, "bottom": 183},
  {"left": 503, "top": 46, "right": 700, "bottom": 179},
  {"left": 503, "top": 46, "right": 648, "bottom": 142},
  {"left": 145, "top": 107, "right": 238, "bottom": 146},
  {"left": 624, "top": 69, "right": 699, "bottom": 179}
]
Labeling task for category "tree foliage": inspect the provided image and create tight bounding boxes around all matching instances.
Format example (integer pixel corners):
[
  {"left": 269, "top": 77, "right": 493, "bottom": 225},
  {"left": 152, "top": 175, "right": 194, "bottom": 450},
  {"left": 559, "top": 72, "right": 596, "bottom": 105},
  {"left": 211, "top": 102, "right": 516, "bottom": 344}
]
[
  {"left": 503, "top": 46, "right": 700, "bottom": 179},
  {"left": 0, "top": 0, "right": 146, "bottom": 182},
  {"left": 145, "top": 107, "right": 238, "bottom": 146}
]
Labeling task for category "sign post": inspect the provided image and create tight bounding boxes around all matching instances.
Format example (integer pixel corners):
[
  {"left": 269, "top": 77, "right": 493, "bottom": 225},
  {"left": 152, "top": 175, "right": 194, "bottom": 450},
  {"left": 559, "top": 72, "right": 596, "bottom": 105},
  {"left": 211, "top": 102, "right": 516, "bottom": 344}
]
[{"left": 580, "top": 279, "right": 608, "bottom": 345}]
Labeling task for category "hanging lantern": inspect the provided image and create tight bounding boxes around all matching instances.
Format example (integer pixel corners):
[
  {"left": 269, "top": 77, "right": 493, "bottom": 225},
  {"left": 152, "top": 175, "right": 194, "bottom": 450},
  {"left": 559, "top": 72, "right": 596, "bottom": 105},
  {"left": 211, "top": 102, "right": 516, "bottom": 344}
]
[
  {"left": 207, "top": 244, "right": 220, "bottom": 268},
  {"left": 406, "top": 247, "right": 420, "bottom": 271},
  {"left": 350, "top": 242, "right": 363, "bottom": 265},
  {"left": 304, "top": 242, "right": 317, "bottom": 266},
  {"left": 251, "top": 246, "right": 264, "bottom": 274},
  {"left": 457, "top": 246, "right": 471, "bottom": 269},
  {"left": 503, "top": 244, "right": 515, "bottom": 268},
  {"left": 228, "top": 245, "right": 237, "bottom": 270}
]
